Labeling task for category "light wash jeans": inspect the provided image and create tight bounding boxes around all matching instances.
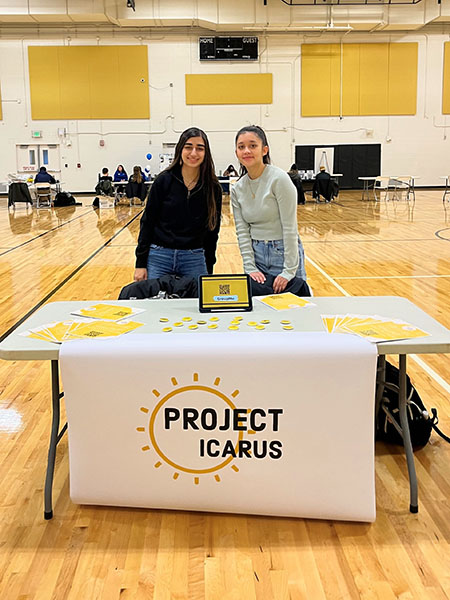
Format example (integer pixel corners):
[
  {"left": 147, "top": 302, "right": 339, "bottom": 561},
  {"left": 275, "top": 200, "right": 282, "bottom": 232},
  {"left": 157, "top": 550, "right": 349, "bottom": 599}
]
[
  {"left": 146, "top": 244, "right": 207, "bottom": 278},
  {"left": 252, "top": 238, "right": 307, "bottom": 281}
]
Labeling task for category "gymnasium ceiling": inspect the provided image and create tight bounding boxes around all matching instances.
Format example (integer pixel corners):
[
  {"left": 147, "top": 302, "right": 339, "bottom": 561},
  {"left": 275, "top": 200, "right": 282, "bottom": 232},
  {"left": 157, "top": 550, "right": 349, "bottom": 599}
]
[{"left": 0, "top": 0, "right": 450, "bottom": 34}]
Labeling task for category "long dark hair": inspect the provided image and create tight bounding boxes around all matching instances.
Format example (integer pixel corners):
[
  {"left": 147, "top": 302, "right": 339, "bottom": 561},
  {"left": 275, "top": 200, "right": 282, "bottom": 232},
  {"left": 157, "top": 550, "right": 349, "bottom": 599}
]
[
  {"left": 235, "top": 125, "right": 271, "bottom": 177},
  {"left": 132, "top": 165, "right": 142, "bottom": 184},
  {"left": 166, "top": 127, "right": 219, "bottom": 231}
]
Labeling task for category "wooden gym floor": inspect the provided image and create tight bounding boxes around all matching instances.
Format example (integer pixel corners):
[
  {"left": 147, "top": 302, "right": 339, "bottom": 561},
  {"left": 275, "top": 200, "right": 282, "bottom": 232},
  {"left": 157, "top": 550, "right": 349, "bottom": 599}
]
[{"left": 0, "top": 190, "right": 449, "bottom": 599}]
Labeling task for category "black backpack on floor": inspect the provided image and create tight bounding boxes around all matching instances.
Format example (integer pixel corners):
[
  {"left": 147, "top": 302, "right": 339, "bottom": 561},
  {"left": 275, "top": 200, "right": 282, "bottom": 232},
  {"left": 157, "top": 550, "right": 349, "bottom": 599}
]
[
  {"left": 376, "top": 361, "right": 450, "bottom": 449},
  {"left": 54, "top": 192, "right": 76, "bottom": 207}
]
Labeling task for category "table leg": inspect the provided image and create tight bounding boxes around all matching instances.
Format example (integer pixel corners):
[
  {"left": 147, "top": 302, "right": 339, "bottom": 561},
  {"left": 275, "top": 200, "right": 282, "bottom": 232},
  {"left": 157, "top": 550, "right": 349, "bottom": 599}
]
[
  {"left": 398, "top": 354, "right": 418, "bottom": 513},
  {"left": 361, "top": 180, "right": 369, "bottom": 201},
  {"left": 375, "top": 355, "right": 386, "bottom": 420},
  {"left": 44, "top": 360, "right": 67, "bottom": 520},
  {"left": 373, "top": 179, "right": 380, "bottom": 202},
  {"left": 407, "top": 178, "right": 415, "bottom": 202},
  {"left": 443, "top": 177, "right": 450, "bottom": 203}
]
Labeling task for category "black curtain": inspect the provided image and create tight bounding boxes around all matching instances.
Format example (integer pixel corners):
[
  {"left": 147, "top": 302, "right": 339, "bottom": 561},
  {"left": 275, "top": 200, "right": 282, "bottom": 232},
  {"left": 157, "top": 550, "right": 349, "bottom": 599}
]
[{"left": 295, "top": 144, "right": 381, "bottom": 189}]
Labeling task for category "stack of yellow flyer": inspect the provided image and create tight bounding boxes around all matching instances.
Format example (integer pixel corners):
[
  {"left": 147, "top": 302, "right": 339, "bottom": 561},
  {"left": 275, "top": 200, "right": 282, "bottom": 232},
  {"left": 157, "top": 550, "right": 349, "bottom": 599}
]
[
  {"left": 322, "top": 314, "right": 429, "bottom": 343},
  {"left": 257, "top": 292, "right": 314, "bottom": 311},
  {"left": 21, "top": 319, "right": 143, "bottom": 344},
  {"left": 71, "top": 303, "right": 145, "bottom": 321}
]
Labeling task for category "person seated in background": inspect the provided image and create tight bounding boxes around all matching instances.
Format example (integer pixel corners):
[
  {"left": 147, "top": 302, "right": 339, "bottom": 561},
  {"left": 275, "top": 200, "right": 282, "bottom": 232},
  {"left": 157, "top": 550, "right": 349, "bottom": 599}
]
[
  {"left": 220, "top": 165, "right": 238, "bottom": 196},
  {"left": 113, "top": 164, "right": 128, "bottom": 182},
  {"left": 99, "top": 167, "right": 113, "bottom": 183},
  {"left": 139, "top": 166, "right": 148, "bottom": 182},
  {"left": 95, "top": 167, "right": 114, "bottom": 196},
  {"left": 313, "top": 166, "right": 337, "bottom": 203},
  {"left": 126, "top": 165, "right": 148, "bottom": 204},
  {"left": 113, "top": 164, "right": 128, "bottom": 196},
  {"left": 34, "top": 166, "right": 56, "bottom": 184},
  {"left": 316, "top": 165, "right": 330, "bottom": 181},
  {"left": 223, "top": 164, "right": 238, "bottom": 177},
  {"left": 287, "top": 163, "right": 306, "bottom": 205}
]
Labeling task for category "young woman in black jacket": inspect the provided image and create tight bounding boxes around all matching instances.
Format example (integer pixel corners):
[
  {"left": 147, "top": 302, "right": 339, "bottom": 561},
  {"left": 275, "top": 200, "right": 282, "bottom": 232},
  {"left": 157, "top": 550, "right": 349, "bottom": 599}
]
[{"left": 134, "top": 127, "right": 222, "bottom": 281}]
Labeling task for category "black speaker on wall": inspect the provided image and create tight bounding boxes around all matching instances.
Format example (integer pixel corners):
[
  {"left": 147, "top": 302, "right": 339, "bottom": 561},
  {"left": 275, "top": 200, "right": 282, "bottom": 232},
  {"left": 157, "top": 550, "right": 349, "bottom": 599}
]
[{"left": 295, "top": 144, "right": 381, "bottom": 190}]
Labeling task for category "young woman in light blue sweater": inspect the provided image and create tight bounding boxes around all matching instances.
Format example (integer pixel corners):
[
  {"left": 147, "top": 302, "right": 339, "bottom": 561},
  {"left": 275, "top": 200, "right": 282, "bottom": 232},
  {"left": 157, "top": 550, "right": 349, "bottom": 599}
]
[{"left": 231, "top": 125, "right": 306, "bottom": 293}]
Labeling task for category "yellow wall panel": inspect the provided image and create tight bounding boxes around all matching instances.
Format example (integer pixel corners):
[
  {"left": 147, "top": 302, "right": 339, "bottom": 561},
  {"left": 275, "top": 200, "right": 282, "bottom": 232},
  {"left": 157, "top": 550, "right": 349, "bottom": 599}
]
[
  {"left": 443, "top": 42, "right": 450, "bottom": 114},
  {"left": 28, "top": 46, "right": 149, "bottom": 120},
  {"left": 342, "top": 45, "right": 360, "bottom": 116},
  {"left": 185, "top": 74, "right": 272, "bottom": 105},
  {"left": 29, "top": 47, "right": 62, "bottom": 119},
  {"left": 58, "top": 47, "right": 92, "bottom": 120},
  {"left": 388, "top": 43, "right": 417, "bottom": 115},
  {"left": 301, "top": 45, "right": 340, "bottom": 117},
  {"left": 301, "top": 42, "right": 417, "bottom": 117},
  {"left": 329, "top": 46, "right": 342, "bottom": 116},
  {"left": 359, "top": 44, "right": 389, "bottom": 116}
]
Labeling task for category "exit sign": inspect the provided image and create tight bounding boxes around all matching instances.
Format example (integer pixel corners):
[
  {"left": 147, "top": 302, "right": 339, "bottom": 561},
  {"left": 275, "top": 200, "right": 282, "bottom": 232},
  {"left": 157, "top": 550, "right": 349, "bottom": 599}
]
[{"left": 31, "top": 130, "right": 42, "bottom": 138}]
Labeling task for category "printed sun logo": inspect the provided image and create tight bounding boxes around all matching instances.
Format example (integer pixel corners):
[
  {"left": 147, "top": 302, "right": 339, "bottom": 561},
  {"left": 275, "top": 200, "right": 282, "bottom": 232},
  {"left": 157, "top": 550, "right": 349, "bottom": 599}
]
[{"left": 137, "top": 373, "right": 251, "bottom": 485}]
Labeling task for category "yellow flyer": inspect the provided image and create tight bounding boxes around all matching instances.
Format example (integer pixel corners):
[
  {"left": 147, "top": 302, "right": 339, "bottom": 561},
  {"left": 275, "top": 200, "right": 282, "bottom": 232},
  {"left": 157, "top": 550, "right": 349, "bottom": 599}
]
[
  {"left": 71, "top": 303, "right": 145, "bottom": 321},
  {"left": 321, "top": 313, "right": 429, "bottom": 342},
  {"left": 257, "top": 292, "right": 314, "bottom": 311},
  {"left": 22, "top": 320, "right": 144, "bottom": 344},
  {"left": 64, "top": 320, "right": 143, "bottom": 340}
]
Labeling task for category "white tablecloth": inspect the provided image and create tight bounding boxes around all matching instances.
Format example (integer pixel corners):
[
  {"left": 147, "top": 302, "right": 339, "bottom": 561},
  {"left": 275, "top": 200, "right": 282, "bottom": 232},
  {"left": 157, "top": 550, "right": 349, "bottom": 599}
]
[{"left": 61, "top": 331, "right": 377, "bottom": 521}]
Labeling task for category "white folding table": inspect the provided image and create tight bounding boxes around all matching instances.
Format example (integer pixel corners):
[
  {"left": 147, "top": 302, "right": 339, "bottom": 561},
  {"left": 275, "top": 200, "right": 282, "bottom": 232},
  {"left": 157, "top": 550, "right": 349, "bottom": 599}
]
[{"left": 1, "top": 296, "right": 449, "bottom": 519}]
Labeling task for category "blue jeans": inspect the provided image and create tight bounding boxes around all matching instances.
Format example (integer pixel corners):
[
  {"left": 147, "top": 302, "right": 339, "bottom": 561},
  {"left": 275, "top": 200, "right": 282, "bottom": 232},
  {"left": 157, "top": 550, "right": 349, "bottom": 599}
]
[
  {"left": 146, "top": 244, "right": 207, "bottom": 279},
  {"left": 252, "top": 239, "right": 307, "bottom": 281}
]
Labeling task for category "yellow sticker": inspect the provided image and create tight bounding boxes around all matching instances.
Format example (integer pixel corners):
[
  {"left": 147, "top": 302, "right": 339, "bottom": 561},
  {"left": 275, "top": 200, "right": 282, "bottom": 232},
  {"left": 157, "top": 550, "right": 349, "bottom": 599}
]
[
  {"left": 197, "top": 320, "right": 207, "bottom": 325},
  {"left": 208, "top": 324, "right": 218, "bottom": 329},
  {"left": 247, "top": 321, "right": 257, "bottom": 326},
  {"left": 210, "top": 317, "right": 219, "bottom": 322},
  {"left": 228, "top": 325, "right": 239, "bottom": 330},
  {"left": 280, "top": 320, "right": 291, "bottom": 325},
  {"left": 182, "top": 317, "right": 192, "bottom": 322},
  {"left": 188, "top": 324, "right": 198, "bottom": 330},
  {"left": 255, "top": 325, "right": 265, "bottom": 330},
  {"left": 162, "top": 327, "right": 173, "bottom": 332},
  {"left": 260, "top": 319, "right": 270, "bottom": 324},
  {"left": 174, "top": 322, "right": 184, "bottom": 327},
  {"left": 283, "top": 325, "right": 294, "bottom": 330},
  {"left": 159, "top": 317, "right": 169, "bottom": 322}
]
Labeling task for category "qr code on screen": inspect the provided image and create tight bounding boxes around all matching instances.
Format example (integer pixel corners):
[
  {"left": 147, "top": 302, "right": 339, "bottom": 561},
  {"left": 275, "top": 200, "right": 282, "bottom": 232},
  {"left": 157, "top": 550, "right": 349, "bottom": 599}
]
[{"left": 219, "top": 284, "right": 231, "bottom": 295}]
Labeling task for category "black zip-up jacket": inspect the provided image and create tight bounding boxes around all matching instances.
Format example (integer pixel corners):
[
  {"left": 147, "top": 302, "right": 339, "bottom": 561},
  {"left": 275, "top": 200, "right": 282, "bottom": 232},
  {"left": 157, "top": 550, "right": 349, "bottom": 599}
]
[{"left": 135, "top": 166, "right": 222, "bottom": 273}]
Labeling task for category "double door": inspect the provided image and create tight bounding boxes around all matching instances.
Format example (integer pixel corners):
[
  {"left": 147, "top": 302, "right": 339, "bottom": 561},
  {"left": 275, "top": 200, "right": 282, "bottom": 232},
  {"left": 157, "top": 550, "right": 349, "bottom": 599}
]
[{"left": 16, "top": 144, "right": 60, "bottom": 175}]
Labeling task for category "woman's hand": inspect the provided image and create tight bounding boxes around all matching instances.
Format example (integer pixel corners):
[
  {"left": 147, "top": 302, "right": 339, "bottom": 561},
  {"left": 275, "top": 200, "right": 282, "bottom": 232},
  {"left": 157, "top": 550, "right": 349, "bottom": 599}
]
[
  {"left": 134, "top": 268, "right": 147, "bottom": 282},
  {"left": 249, "top": 271, "right": 266, "bottom": 284},
  {"left": 272, "top": 275, "right": 288, "bottom": 293}
]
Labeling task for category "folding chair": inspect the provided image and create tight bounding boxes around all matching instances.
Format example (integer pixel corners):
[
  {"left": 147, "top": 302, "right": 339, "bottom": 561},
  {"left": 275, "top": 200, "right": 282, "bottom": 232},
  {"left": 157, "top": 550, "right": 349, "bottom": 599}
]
[
  {"left": 8, "top": 182, "right": 33, "bottom": 209},
  {"left": 34, "top": 183, "right": 53, "bottom": 208},
  {"left": 95, "top": 178, "right": 115, "bottom": 209},
  {"left": 114, "top": 183, "right": 129, "bottom": 206},
  {"left": 125, "top": 180, "right": 147, "bottom": 205},
  {"left": 312, "top": 177, "right": 339, "bottom": 203},
  {"left": 385, "top": 178, "right": 410, "bottom": 202}
]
